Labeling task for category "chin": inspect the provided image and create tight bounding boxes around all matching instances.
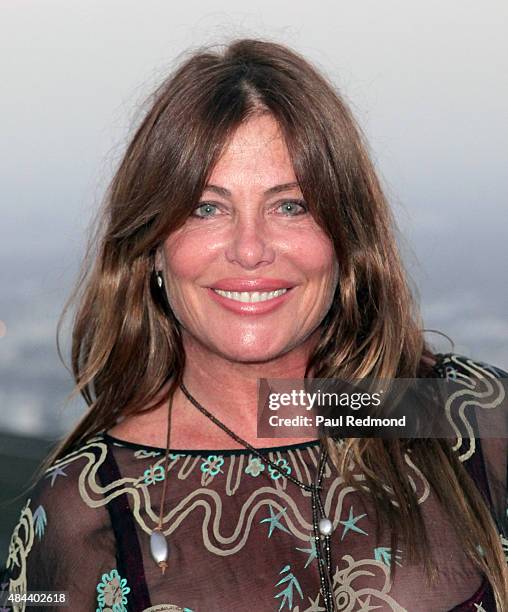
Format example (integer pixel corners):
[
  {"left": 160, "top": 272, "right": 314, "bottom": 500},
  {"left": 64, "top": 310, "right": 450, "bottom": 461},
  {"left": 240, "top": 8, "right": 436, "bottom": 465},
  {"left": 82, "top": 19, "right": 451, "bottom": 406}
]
[
  {"left": 217, "top": 342, "right": 302, "bottom": 363},
  {"left": 216, "top": 342, "right": 289, "bottom": 364}
]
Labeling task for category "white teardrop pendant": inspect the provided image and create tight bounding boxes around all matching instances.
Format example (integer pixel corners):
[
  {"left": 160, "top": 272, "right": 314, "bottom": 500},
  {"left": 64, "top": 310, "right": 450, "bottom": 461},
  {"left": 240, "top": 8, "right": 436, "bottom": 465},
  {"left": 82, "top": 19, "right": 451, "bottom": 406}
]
[
  {"left": 150, "top": 528, "right": 169, "bottom": 574},
  {"left": 318, "top": 517, "right": 333, "bottom": 536}
]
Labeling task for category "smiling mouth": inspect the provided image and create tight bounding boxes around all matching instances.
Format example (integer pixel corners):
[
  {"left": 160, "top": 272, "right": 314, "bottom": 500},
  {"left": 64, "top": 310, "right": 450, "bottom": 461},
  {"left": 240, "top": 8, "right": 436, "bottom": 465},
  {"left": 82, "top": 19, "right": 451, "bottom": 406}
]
[{"left": 211, "top": 288, "right": 289, "bottom": 303}]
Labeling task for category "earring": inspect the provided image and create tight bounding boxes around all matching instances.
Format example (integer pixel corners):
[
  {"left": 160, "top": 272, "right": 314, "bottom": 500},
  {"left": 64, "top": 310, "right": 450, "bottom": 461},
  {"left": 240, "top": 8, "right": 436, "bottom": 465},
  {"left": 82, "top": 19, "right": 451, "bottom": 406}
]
[{"left": 156, "top": 270, "right": 164, "bottom": 288}]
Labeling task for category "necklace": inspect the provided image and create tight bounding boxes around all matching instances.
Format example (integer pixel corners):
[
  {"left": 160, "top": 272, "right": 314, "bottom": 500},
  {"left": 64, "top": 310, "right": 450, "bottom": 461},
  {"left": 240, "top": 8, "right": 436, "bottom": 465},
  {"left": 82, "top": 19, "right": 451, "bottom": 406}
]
[{"left": 149, "top": 381, "right": 337, "bottom": 612}]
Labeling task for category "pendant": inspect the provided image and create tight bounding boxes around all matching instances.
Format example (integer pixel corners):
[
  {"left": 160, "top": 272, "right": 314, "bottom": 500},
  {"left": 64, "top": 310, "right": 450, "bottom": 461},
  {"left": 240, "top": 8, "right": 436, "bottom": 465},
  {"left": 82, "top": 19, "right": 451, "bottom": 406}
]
[
  {"left": 150, "top": 528, "right": 169, "bottom": 574},
  {"left": 318, "top": 517, "right": 333, "bottom": 536}
]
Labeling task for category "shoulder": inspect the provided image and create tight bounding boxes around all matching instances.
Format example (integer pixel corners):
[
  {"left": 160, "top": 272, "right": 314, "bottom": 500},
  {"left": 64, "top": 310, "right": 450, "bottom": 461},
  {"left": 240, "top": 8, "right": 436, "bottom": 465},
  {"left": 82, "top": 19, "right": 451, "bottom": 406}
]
[
  {"left": 2, "top": 432, "right": 120, "bottom": 606},
  {"left": 430, "top": 352, "right": 508, "bottom": 461},
  {"left": 2, "top": 433, "right": 111, "bottom": 568},
  {"left": 31, "top": 432, "right": 110, "bottom": 511},
  {"left": 432, "top": 351, "right": 508, "bottom": 381}
]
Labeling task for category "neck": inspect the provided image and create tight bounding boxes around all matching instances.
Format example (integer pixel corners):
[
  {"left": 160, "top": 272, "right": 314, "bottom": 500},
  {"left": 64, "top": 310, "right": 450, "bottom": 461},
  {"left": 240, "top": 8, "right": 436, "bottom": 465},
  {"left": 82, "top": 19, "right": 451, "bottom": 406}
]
[{"left": 168, "top": 329, "right": 321, "bottom": 450}]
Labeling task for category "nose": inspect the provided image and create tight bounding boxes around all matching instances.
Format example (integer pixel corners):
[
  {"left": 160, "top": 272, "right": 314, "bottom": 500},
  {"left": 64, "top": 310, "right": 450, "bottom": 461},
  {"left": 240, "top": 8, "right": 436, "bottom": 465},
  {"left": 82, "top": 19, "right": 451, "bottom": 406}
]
[{"left": 224, "top": 215, "right": 276, "bottom": 269}]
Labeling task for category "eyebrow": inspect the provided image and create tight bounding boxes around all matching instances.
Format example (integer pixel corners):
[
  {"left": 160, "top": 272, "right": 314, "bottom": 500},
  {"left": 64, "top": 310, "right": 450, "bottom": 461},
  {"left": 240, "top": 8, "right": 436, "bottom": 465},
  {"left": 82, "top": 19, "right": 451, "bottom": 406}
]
[{"left": 203, "top": 182, "right": 301, "bottom": 197}]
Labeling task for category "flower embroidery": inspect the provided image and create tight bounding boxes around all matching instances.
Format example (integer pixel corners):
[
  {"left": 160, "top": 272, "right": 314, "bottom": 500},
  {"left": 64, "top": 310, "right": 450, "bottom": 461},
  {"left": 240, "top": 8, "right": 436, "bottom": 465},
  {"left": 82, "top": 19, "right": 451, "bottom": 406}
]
[
  {"left": 445, "top": 365, "right": 458, "bottom": 381},
  {"left": 245, "top": 457, "right": 265, "bottom": 477},
  {"left": 143, "top": 465, "right": 165, "bottom": 485},
  {"left": 200, "top": 455, "right": 225, "bottom": 477},
  {"left": 268, "top": 458, "right": 291, "bottom": 480},
  {"left": 96, "top": 568, "right": 130, "bottom": 611}
]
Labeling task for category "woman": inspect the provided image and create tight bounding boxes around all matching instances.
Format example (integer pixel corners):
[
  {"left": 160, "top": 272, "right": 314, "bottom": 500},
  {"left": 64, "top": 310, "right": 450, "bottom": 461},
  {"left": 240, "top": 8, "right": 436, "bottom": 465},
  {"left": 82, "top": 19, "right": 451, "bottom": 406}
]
[{"left": 2, "top": 38, "right": 507, "bottom": 611}]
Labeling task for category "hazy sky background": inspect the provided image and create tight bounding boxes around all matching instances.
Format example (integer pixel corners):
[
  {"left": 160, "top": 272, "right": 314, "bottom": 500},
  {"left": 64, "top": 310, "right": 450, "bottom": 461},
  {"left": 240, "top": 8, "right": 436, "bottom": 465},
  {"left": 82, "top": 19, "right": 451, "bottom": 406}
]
[{"left": 0, "top": 0, "right": 506, "bottom": 438}]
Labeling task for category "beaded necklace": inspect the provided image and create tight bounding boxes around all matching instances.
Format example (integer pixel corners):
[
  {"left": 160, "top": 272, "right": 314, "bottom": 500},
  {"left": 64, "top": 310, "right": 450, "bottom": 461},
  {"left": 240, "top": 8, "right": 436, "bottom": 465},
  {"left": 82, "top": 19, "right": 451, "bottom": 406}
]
[{"left": 148, "top": 381, "right": 337, "bottom": 612}]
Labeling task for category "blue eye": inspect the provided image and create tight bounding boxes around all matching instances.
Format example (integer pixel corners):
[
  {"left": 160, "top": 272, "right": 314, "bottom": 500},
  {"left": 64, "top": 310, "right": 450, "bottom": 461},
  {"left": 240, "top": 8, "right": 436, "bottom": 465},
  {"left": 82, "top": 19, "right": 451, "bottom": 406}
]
[
  {"left": 192, "top": 202, "right": 218, "bottom": 218},
  {"left": 277, "top": 200, "right": 308, "bottom": 216}
]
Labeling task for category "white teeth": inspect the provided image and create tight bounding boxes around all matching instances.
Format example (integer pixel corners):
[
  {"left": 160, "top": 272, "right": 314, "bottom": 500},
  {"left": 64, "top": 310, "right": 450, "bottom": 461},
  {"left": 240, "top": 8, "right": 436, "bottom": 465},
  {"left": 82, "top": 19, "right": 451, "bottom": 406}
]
[{"left": 212, "top": 288, "right": 288, "bottom": 302}]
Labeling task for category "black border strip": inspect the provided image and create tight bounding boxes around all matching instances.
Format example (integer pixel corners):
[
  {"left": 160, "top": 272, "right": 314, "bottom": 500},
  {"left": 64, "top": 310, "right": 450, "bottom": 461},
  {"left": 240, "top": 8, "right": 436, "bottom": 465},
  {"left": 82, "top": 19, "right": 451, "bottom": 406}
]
[
  {"left": 102, "top": 430, "right": 320, "bottom": 457},
  {"left": 96, "top": 443, "right": 152, "bottom": 611}
]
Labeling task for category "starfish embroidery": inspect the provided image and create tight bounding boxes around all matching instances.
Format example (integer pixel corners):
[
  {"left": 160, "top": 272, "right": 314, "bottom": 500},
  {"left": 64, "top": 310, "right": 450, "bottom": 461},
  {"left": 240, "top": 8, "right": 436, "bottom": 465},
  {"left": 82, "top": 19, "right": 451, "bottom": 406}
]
[
  {"left": 260, "top": 505, "right": 291, "bottom": 537},
  {"left": 339, "top": 505, "right": 368, "bottom": 540},
  {"left": 45, "top": 465, "right": 67, "bottom": 486},
  {"left": 296, "top": 537, "right": 317, "bottom": 568},
  {"left": 303, "top": 593, "right": 326, "bottom": 611}
]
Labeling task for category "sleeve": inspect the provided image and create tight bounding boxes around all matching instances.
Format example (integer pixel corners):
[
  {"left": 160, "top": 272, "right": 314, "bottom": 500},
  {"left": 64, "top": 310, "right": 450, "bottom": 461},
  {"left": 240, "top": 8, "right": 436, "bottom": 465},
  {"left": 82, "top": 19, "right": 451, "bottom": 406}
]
[
  {"left": 443, "top": 353, "right": 508, "bottom": 546},
  {"left": 475, "top": 359, "right": 508, "bottom": 544},
  {"left": 0, "top": 443, "right": 120, "bottom": 612}
]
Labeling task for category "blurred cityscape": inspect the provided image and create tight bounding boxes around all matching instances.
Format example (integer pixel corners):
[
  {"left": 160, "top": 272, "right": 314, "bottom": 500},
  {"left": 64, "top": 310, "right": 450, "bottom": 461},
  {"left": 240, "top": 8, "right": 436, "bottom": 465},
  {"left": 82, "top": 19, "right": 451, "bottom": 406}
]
[{"left": 0, "top": 252, "right": 87, "bottom": 564}]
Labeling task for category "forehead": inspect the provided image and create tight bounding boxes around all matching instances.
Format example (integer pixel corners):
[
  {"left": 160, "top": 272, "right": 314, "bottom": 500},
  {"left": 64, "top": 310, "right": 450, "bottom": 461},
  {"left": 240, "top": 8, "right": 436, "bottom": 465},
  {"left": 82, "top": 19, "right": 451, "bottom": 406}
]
[{"left": 208, "top": 114, "right": 296, "bottom": 186}]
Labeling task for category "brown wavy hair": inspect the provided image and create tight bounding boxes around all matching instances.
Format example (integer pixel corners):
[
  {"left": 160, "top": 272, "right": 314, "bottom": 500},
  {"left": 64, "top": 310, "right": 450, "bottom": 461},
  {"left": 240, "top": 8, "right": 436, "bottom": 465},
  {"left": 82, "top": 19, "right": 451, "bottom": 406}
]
[{"left": 24, "top": 38, "right": 508, "bottom": 607}]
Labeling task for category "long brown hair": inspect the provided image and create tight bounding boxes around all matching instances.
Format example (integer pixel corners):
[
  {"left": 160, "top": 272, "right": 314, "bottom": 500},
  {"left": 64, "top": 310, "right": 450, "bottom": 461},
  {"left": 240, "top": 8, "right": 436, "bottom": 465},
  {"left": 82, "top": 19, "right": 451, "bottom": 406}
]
[{"left": 25, "top": 38, "right": 508, "bottom": 607}]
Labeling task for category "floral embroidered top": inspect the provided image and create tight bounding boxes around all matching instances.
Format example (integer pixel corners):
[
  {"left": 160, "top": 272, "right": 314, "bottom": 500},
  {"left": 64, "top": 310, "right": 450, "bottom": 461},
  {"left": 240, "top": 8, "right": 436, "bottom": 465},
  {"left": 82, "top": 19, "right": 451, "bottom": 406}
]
[{"left": 2, "top": 353, "right": 508, "bottom": 612}]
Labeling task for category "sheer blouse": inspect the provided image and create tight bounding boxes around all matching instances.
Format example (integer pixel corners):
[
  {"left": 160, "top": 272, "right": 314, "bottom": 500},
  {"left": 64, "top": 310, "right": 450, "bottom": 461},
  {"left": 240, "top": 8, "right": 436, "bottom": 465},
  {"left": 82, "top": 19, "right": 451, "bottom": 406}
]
[{"left": 2, "top": 352, "right": 508, "bottom": 611}]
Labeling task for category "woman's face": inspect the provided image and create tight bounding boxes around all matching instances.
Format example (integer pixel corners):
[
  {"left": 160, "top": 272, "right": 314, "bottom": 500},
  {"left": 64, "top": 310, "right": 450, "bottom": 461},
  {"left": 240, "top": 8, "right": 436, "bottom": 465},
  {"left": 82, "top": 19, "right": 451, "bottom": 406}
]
[{"left": 156, "top": 113, "right": 339, "bottom": 363}]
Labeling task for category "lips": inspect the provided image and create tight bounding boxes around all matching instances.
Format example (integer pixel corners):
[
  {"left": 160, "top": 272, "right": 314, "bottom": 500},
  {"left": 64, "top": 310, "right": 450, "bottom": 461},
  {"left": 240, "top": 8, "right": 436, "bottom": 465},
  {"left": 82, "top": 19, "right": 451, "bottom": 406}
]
[
  {"left": 212, "top": 287, "right": 289, "bottom": 303},
  {"left": 206, "top": 277, "right": 298, "bottom": 315},
  {"left": 208, "top": 278, "right": 295, "bottom": 292}
]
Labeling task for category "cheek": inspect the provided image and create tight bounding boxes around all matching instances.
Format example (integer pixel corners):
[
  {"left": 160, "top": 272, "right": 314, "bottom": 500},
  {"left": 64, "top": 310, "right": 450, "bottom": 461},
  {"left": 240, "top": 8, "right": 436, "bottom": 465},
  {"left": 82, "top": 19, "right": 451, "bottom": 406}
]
[
  {"left": 290, "top": 233, "right": 337, "bottom": 280},
  {"left": 163, "top": 231, "right": 213, "bottom": 282}
]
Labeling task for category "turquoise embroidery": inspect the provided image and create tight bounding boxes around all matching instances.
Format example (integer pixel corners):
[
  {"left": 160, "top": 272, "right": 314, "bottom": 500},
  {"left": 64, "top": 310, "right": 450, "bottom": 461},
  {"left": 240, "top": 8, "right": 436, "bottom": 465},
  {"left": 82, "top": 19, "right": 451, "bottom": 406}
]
[
  {"left": 33, "top": 505, "right": 47, "bottom": 540},
  {"left": 245, "top": 457, "right": 265, "bottom": 476},
  {"left": 200, "top": 455, "right": 225, "bottom": 477},
  {"left": 274, "top": 564, "right": 303, "bottom": 610},
  {"left": 260, "top": 505, "right": 291, "bottom": 537},
  {"left": 445, "top": 365, "right": 458, "bottom": 381},
  {"left": 268, "top": 458, "right": 291, "bottom": 480},
  {"left": 374, "top": 546, "right": 402, "bottom": 566},
  {"left": 169, "top": 452, "right": 185, "bottom": 460},
  {"left": 340, "top": 505, "right": 368, "bottom": 540},
  {"left": 96, "top": 568, "right": 131, "bottom": 611},
  {"left": 295, "top": 536, "right": 317, "bottom": 568},
  {"left": 143, "top": 465, "right": 165, "bottom": 485}
]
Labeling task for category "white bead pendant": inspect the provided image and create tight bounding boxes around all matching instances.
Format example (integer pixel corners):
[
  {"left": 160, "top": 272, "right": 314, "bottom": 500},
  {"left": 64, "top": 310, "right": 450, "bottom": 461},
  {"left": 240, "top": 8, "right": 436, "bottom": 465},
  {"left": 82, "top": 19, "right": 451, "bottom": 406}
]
[
  {"left": 150, "top": 528, "right": 169, "bottom": 574},
  {"left": 318, "top": 517, "right": 333, "bottom": 536}
]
